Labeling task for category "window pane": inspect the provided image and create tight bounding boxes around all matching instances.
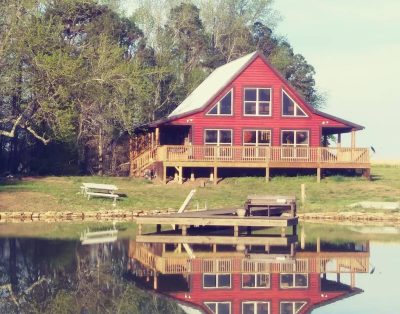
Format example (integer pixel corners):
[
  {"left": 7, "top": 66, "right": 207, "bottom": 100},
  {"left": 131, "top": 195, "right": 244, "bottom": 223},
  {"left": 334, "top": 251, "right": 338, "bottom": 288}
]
[
  {"left": 242, "top": 274, "right": 256, "bottom": 287},
  {"left": 280, "top": 302, "right": 294, "bottom": 314},
  {"left": 259, "top": 88, "right": 270, "bottom": 101},
  {"left": 296, "top": 106, "right": 306, "bottom": 116},
  {"left": 205, "top": 130, "right": 218, "bottom": 144},
  {"left": 296, "top": 132, "right": 309, "bottom": 145},
  {"left": 295, "top": 274, "right": 308, "bottom": 287},
  {"left": 204, "top": 274, "right": 217, "bottom": 287},
  {"left": 245, "top": 89, "right": 257, "bottom": 101},
  {"left": 218, "top": 303, "right": 230, "bottom": 314},
  {"left": 205, "top": 303, "right": 217, "bottom": 313},
  {"left": 258, "top": 102, "right": 270, "bottom": 115},
  {"left": 219, "top": 131, "right": 232, "bottom": 144},
  {"left": 220, "top": 92, "right": 232, "bottom": 114},
  {"left": 282, "top": 131, "right": 294, "bottom": 145},
  {"left": 243, "top": 131, "right": 257, "bottom": 145},
  {"left": 258, "top": 131, "right": 270, "bottom": 145},
  {"left": 257, "top": 274, "right": 269, "bottom": 287},
  {"left": 208, "top": 104, "right": 218, "bottom": 115},
  {"left": 245, "top": 102, "right": 257, "bottom": 115},
  {"left": 280, "top": 274, "right": 294, "bottom": 287},
  {"left": 257, "top": 302, "right": 269, "bottom": 314},
  {"left": 242, "top": 303, "right": 254, "bottom": 314},
  {"left": 218, "top": 274, "right": 231, "bottom": 287},
  {"left": 283, "top": 92, "right": 294, "bottom": 115}
]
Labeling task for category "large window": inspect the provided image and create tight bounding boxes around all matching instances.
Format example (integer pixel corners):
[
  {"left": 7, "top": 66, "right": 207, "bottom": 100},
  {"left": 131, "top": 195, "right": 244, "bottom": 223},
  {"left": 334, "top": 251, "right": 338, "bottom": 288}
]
[
  {"left": 242, "top": 273, "right": 270, "bottom": 288},
  {"left": 207, "top": 90, "right": 233, "bottom": 116},
  {"left": 203, "top": 273, "right": 231, "bottom": 288},
  {"left": 243, "top": 130, "right": 271, "bottom": 146},
  {"left": 204, "top": 302, "right": 231, "bottom": 314},
  {"left": 280, "top": 301, "right": 307, "bottom": 314},
  {"left": 280, "top": 273, "right": 308, "bottom": 288},
  {"left": 282, "top": 90, "right": 307, "bottom": 117},
  {"left": 243, "top": 301, "right": 270, "bottom": 314},
  {"left": 205, "top": 129, "right": 232, "bottom": 145},
  {"left": 244, "top": 88, "right": 271, "bottom": 116},
  {"left": 281, "top": 130, "right": 309, "bottom": 146}
]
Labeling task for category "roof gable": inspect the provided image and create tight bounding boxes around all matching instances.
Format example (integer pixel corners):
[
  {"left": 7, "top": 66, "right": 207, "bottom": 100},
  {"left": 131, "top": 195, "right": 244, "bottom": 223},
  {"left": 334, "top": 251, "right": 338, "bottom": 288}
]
[{"left": 168, "top": 51, "right": 257, "bottom": 119}]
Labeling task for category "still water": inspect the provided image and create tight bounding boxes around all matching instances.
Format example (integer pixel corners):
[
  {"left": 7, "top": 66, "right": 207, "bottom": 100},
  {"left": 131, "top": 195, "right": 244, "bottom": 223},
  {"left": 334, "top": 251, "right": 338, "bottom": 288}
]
[{"left": 0, "top": 222, "right": 399, "bottom": 314}]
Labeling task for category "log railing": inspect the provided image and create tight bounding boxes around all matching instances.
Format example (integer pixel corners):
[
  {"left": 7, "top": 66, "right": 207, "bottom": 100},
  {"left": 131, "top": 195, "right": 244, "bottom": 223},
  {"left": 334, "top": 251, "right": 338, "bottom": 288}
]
[{"left": 159, "top": 145, "right": 370, "bottom": 164}]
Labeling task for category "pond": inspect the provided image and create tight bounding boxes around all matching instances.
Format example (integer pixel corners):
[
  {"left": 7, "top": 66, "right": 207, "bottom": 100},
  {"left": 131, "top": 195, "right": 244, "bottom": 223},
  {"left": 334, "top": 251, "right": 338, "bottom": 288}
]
[{"left": 0, "top": 222, "right": 399, "bottom": 314}]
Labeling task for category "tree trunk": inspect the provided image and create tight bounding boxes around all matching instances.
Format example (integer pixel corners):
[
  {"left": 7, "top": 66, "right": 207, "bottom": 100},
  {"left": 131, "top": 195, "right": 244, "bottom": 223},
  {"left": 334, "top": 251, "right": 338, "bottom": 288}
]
[{"left": 98, "top": 127, "right": 103, "bottom": 176}]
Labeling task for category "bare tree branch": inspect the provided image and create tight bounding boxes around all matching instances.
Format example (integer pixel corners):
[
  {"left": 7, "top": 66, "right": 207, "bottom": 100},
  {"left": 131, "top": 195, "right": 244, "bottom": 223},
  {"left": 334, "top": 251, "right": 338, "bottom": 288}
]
[{"left": 0, "top": 115, "right": 23, "bottom": 137}]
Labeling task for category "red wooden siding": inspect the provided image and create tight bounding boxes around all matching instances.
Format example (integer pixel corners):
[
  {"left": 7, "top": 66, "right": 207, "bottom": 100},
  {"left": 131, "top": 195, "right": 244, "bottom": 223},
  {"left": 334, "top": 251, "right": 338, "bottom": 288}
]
[
  {"left": 167, "top": 56, "right": 349, "bottom": 147},
  {"left": 169, "top": 273, "right": 347, "bottom": 314}
]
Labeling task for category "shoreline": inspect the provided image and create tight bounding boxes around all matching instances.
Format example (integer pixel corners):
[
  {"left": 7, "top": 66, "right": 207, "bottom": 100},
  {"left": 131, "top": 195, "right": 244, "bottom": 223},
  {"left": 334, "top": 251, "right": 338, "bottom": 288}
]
[{"left": 1, "top": 210, "right": 399, "bottom": 226}]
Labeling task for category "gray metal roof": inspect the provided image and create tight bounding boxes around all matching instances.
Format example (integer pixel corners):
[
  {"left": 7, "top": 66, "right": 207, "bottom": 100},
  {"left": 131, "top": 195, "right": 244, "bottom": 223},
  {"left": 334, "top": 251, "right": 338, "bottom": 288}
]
[{"left": 168, "top": 51, "right": 258, "bottom": 118}]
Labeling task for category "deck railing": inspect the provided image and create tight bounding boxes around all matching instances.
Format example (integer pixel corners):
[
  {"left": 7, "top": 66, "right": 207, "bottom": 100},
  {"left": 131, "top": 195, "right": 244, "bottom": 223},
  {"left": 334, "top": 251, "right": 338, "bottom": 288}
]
[{"left": 159, "top": 145, "right": 370, "bottom": 164}]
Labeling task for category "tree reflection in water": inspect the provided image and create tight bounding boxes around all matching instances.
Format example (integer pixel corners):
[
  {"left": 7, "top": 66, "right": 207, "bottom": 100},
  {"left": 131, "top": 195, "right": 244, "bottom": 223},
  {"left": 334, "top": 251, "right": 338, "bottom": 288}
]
[{"left": 0, "top": 238, "right": 185, "bottom": 314}]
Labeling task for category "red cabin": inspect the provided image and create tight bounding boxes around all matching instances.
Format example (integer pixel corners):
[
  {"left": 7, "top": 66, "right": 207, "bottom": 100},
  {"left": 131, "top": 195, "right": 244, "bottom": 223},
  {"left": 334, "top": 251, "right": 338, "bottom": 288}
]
[{"left": 130, "top": 51, "right": 370, "bottom": 182}]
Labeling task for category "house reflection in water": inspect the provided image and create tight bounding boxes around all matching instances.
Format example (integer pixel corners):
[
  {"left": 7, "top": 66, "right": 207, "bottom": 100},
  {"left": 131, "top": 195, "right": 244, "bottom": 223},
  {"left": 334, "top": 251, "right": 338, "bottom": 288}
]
[{"left": 128, "top": 234, "right": 369, "bottom": 314}]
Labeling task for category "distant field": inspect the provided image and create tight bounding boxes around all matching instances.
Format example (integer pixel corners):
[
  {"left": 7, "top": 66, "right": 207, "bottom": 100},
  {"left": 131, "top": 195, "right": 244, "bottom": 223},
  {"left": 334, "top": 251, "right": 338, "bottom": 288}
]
[{"left": 0, "top": 165, "right": 399, "bottom": 214}]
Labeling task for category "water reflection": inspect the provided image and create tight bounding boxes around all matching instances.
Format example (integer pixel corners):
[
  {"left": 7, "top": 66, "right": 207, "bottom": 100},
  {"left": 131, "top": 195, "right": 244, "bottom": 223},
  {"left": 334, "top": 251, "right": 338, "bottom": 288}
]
[{"left": 128, "top": 236, "right": 369, "bottom": 314}]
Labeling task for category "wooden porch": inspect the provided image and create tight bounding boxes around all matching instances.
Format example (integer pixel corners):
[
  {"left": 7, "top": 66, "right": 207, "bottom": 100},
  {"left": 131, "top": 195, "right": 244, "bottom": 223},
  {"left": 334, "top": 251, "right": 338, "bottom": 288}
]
[{"left": 131, "top": 144, "right": 370, "bottom": 183}]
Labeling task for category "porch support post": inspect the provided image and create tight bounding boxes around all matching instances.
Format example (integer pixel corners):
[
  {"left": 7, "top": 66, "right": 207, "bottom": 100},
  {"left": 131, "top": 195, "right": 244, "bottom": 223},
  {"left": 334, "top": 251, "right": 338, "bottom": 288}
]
[
  {"left": 337, "top": 133, "right": 342, "bottom": 148},
  {"left": 213, "top": 166, "right": 218, "bottom": 185},
  {"left": 178, "top": 166, "right": 183, "bottom": 184},
  {"left": 153, "top": 272, "right": 158, "bottom": 290},
  {"left": 265, "top": 166, "right": 270, "bottom": 182},
  {"left": 351, "top": 129, "right": 356, "bottom": 148},
  {"left": 323, "top": 135, "right": 328, "bottom": 147},
  {"left": 163, "top": 165, "right": 167, "bottom": 184},
  {"left": 155, "top": 127, "right": 160, "bottom": 146},
  {"left": 317, "top": 167, "right": 321, "bottom": 183}
]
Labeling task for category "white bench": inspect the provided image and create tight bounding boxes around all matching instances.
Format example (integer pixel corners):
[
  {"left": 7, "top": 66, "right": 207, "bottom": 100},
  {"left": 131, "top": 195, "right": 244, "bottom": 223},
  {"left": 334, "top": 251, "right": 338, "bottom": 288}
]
[{"left": 86, "top": 191, "right": 119, "bottom": 205}]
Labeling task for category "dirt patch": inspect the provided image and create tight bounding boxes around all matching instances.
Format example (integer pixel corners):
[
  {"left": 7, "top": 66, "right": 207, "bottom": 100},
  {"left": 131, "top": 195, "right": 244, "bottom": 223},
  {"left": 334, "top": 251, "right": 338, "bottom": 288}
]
[{"left": 0, "top": 191, "right": 60, "bottom": 212}]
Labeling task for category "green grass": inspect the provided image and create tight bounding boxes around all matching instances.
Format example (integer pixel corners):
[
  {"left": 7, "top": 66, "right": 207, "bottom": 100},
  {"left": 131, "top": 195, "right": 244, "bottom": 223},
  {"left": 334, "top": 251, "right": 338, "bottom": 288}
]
[{"left": 0, "top": 165, "right": 399, "bottom": 214}]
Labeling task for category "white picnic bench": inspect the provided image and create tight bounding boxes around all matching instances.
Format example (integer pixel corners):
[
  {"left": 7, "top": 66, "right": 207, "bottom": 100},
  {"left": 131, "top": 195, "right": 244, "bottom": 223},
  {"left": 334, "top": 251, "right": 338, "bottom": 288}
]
[{"left": 81, "top": 183, "right": 119, "bottom": 205}]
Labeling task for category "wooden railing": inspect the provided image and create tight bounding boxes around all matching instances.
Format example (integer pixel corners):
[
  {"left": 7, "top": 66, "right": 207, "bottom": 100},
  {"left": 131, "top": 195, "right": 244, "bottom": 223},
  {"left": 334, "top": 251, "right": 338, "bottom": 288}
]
[
  {"left": 159, "top": 145, "right": 370, "bottom": 164},
  {"left": 134, "top": 252, "right": 369, "bottom": 275},
  {"left": 131, "top": 145, "right": 158, "bottom": 175}
]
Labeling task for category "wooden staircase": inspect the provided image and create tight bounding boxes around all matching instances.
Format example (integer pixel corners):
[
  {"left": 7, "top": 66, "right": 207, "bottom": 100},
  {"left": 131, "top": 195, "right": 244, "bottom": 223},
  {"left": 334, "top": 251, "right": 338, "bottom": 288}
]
[{"left": 131, "top": 146, "right": 158, "bottom": 177}]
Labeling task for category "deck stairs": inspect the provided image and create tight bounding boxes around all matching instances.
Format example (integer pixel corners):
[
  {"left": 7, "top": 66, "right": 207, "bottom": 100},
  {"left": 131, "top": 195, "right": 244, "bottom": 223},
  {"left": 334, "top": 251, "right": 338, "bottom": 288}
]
[{"left": 131, "top": 146, "right": 158, "bottom": 177}]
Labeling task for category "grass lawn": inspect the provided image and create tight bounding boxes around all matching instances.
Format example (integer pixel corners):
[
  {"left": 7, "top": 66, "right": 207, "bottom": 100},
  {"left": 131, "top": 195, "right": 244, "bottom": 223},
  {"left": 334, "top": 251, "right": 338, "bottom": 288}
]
[{"left": 0, "top": 165, "right": 399, "bottom": 214}]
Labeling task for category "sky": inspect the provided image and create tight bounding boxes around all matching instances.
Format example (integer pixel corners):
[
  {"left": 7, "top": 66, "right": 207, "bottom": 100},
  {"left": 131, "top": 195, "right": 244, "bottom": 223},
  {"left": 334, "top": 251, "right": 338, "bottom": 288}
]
[
  {"left": 273, "top": 0, "right": 400, "bottom": 160},
  {"left": 123, "top": 0, "right": 400, "bottom": 160}
]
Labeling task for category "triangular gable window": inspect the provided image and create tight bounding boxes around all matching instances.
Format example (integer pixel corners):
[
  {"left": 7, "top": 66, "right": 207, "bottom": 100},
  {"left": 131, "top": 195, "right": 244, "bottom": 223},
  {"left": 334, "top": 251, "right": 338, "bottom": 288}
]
[
  {"left": 282, "top": 90, "right": 307, "bottom": 117},
  {"left": 206, "top": 90, "right": 232, "bottom": 116}
]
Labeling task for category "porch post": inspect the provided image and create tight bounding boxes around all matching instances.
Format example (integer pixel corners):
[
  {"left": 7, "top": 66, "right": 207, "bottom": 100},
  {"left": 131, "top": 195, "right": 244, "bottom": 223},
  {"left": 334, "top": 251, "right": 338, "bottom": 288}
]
[
  {"left": 317, "top": 168, "right": 321, "bottom": 183},
  {"left": 351, "top": 129, "right": 356, "bottom": 148},
  {"left": 213, "top": 166, "right": 218, "bottom": 185},
  {"left": 163, "top": 165, "right": 167, "bottom": 184},
  {"left": 265, "top": 167, "right": 270, "bottom": 182},
  {"left": 337, "top": 133, "right": 342, "bottom": 148},
  {"left": 155, "top": 127, "right": 160, "bottom": 146}
]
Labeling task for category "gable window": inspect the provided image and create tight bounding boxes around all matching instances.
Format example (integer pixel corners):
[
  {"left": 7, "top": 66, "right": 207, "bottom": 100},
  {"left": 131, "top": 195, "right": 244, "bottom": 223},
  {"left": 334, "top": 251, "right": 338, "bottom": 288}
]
[
  {"left": 282, "top": 90, "right": 307, "bottom": 117},
  {"left": 280, "top": 301, "right": 307, "bottom": 314},
  {"left": 207, "top": 90, "right": 233, "bottom": 116},
  {"left": 203, "top": 273, "right": 231, "bottom": 288},
  {"left": 205, "top": 302, "right": 231, "bottom": 314},
  {"left": 242, "top": 273, "right": 270, "bottom": 288},
  {"left": 280, "top": 273, "right": 308, "bottom": 288},
  {"left": 243, "top": 301, "right": 270, "bottom": 314},
  {"left": 244, "top": 88, "right": 271, "bottom": 116}
]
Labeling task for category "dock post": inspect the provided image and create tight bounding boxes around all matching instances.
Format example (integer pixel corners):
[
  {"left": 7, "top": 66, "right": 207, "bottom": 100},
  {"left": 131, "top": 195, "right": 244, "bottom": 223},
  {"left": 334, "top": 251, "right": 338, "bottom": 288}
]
[
  {"left": 301, "top": 184, "right": 306, "bottom": 204},
  {"left": 290, "top": 243, "right": 295, "bottom": 256},
  {"left": 317, "top": 168, "right": 321, "bottom": 183},
  {"left": 178, "top": 166, "right": 183, "bottom": 184},
  {"left": 246, "top": 226, "right": 252, "bottom": 235},
  {"left": 213, "top": 166, "right": 218, "bottom": 185},
  {"left": 138, "top": 224, "right": 142, "bottom": 235},
  {"left": 153, "top": 272, "right": 158, "bottom": 290},
  {"left": 281, "top": 227, "right": 286, "bottom": 237},
  {"left": 156, "top": 224, "right": 161, "bottom": 233},
  {"left": 182, "top": 225, "right": 187, "bottom": 236},
  {"left": 234, "top": 225, "right": 239, "bottom": 237},
  {"left": 300, "top": 227, "right": 305, "bottom": 249},
  {"left": 265, "top": 167, "right": 270, "bottom": 182},
  {"left": 317, "top": 237, "right": 321, "bottom": 252}
]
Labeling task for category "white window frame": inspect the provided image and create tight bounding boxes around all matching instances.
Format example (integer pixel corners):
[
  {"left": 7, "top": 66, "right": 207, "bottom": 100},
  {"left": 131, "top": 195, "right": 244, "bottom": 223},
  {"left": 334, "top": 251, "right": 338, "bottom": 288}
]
[
  {"left": 206, "top": 89, "right": 233, "bottom": 116},
  {"left": 242, "top": 301, "right": 270, "bottom": 314},
  {"left": 203, "top": 273, "right": 232, "bottom": 289},
  {"left": 204, "top": 129, "right": 233, "bottom": 146},
  {"left": 204, "top": 302, "right": 231, "bottom": 314},
  {"left": 242, "top": 273, "right": 271, "bottom": 289},
  {"left": 243, "top": 88, "right": 272, "bottom": 116},
  {"left": 281, "top": 130, "right": 309, "bottom": 147},
  {"left": 279, "top": 301, "right": 307, "bottom": 314},
  {"left": 279, "top": 273, "right": 308, "bottom": 289},
  {"left": 243, "top": 130, "right": 271, "bottom": 146},
  {"left": 281, "top": 89, "right": 308, "bottom": 117}
]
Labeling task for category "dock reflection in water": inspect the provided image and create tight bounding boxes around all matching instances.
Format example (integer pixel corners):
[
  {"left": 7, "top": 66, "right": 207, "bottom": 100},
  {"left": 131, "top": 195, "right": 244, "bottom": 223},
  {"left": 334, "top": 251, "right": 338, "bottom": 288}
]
[{"left": 128, "top": 233, "right": 370, "bottom": 314}]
